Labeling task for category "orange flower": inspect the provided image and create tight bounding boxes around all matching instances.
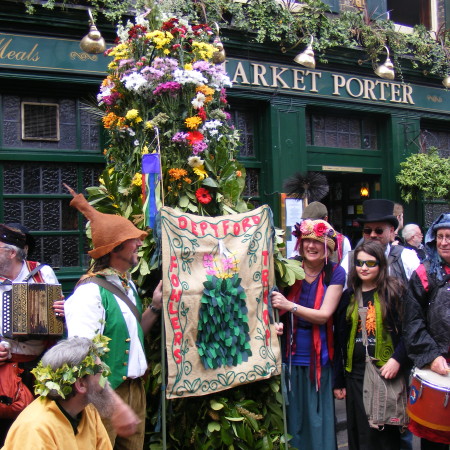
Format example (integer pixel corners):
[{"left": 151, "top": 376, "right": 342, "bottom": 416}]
[
  {"left": 168, "top": 168, "right": 188, "bottom": 181},
  {"left": 183, "top": 177, "right": 192, "bottom": 184},
  {"left": 236, "top": 170, "right": 242, "bottom": 177}
]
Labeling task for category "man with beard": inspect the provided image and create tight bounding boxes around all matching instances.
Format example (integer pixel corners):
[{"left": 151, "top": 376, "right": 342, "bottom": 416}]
[
  {"left": 63, "top": 186, "right": 162, "bottom": 449},
  {"left": 2, "top": 336, "right": 139, "bottom": 449},
  {"left": 0, "top": 223, "right": 65, "bottom": 444}
]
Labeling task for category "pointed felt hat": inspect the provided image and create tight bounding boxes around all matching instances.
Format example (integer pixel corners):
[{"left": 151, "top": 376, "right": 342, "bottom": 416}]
[
  {"left": 356, "top": 199, "right": 398, "bottom": 229},
  {"left": 70, "top": 193, "right": 148, "bottom": 259}
]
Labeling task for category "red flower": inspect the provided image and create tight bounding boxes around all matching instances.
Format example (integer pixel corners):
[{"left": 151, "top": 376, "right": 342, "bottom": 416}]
[
  {"left": 196, "top": 188, "right": 212, "bottom": 205},
  {"left": 197, "top": 107, "right": 207, "bottom": 121},
  {"left": 186, "top": 131, "right": 204, "bottom": 145},
  {"left": 313, "top": 222, "right": 328, "bottom": 236}
]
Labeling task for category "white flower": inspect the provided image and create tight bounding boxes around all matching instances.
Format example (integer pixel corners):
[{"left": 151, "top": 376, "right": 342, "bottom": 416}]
[
  {"left": 191, "top": 93, "right": 205, "bottom": 109},
  {"left": 134, "top": 140, "right": 140, "bottom": 146},
  {"left": 122, "top": 72, "right": 148, "bottom": 92},
  {"left": 188, "top": 156, "right": 205, "bottom": 168},
  {"left": 127, "top": 128, "right": 136, "bottom": 136},
  {"left": 173, "top": 69, "right": 207, "bottom": 86}
]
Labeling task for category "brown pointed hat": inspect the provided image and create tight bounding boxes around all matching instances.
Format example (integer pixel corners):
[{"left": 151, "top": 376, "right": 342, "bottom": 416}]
[{"left": 69, "top": 191, "right": 148, "bottom": 259}]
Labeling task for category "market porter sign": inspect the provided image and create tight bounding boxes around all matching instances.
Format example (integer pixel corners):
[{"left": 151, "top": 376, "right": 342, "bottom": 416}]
[{"left": 1, "top": 32, "right": 449, "bottom": 113}]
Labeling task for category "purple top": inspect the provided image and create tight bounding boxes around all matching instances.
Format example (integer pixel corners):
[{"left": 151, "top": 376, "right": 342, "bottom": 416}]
[{"left": 291, "top": 264, "right": 346, "bottom": 366}]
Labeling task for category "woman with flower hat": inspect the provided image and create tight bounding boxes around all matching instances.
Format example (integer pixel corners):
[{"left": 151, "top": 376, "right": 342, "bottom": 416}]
[
  {"left": 333, "top": 240, "right": 409, "bottom": 449},
  {"left": 271, "top": 219, "right": 346, "bottom": 450}
]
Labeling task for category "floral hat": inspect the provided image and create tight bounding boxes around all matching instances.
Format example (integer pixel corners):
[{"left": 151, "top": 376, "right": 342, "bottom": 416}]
[{"left": 292, "top": 219, "right": 337, "bottom": 253}]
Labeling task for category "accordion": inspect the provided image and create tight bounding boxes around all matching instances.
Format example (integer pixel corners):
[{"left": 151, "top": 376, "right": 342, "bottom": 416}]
[{"left": 2, "top": 283, "right": 64, "bottom": 338}]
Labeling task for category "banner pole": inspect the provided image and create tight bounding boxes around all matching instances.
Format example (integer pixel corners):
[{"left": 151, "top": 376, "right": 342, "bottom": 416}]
[{"left": 161, "top": 308, "right": 167, "bottom": 449}]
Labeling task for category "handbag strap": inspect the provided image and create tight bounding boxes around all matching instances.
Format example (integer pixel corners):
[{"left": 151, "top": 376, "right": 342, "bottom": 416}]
[{"left": 78, "top": 276, "right": 141, "bottom": 323}]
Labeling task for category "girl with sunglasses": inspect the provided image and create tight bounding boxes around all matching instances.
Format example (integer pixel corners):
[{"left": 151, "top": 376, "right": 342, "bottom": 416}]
[{"left": 333, "top": 240, "right": 410, "bottom": 450}]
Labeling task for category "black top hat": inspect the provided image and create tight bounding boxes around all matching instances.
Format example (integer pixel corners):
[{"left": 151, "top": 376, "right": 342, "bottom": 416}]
[{"left": 356, "top": 199, "right": 398, "bottom": 229}]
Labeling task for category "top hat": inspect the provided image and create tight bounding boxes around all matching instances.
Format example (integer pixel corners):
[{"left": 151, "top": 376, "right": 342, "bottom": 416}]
[{"left": 356, "top": 199, "right": 398, "bottom": 229}]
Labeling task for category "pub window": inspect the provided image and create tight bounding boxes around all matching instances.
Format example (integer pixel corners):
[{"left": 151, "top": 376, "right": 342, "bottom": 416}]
[
  {"left": 365, "top": 0, "right": 436, "bottom": 30},
  {"left": 387, "top": 0, "right": 431, "bottom": 29},
  {"left": 421, "top": 128, "right": 450, "bottom": 158},
  {"left": 1, "top": 161, "right": 103, "bottom": 268},
  {"left": 306, "top": 112, "right": 378, "bottom": 149},
  {"left": 230, "top": 106, "right": 261, "bottom": 206},
  {"left": 21, "top": 102, "right": 60, "bottom": 141}
]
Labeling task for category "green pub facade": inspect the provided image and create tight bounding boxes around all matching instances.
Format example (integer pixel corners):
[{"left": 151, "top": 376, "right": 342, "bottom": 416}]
[{"left": 1, "top": 0, "right": 450, "bottom": 288}]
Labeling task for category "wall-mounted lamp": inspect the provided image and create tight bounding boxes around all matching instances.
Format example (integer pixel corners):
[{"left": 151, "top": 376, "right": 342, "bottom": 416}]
[
  {"left": 80, "top": 9, "right": 106, "bottom": 54},
  {"left": 294, "top": 36, "right": 315, "bottom": 69},
  {"left": 442, "top": 75, "right": 450, "bottom": 89},
  {"left": 212, "top": 22, "right": 226, "bottom": 64},
  {"left": 360, "top": 184, "right": 369, "bottom": 198},
  {"left": 374, "top": 46, "right": 395, "bottom": 80}
]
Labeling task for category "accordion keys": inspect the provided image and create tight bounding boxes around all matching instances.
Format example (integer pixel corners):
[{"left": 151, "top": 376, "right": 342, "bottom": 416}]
[{"left": 2, "top": 283, "right": 64, "bottom": 338}]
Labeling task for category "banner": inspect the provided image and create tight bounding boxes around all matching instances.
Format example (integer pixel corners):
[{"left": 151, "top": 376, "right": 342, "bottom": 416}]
[{"left": 161, "top": 205, "right": 281, "bottom": 399}]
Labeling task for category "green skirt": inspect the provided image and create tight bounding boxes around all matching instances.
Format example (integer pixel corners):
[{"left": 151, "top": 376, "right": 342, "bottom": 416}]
[{"left": 285, "top": 365, "right": 336, "bottom": 450}]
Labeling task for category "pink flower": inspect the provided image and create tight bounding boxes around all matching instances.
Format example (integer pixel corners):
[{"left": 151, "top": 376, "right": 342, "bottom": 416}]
[
  {"left": 203, "top": 254, "right": 214, "bottom": 268},
  {"left": 222, "top": 257, "right": 234, "bottom": 271},
  {"left": 300, "top": 220, "right": 313, "bottom": 234},
  {"left": 313, "top": 222, "right": 328, "bottom": 237}
]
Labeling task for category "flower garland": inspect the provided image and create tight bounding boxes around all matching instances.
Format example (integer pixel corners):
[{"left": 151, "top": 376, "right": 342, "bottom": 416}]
[{"left": 31, "top": 334, "right": 111, "bottom": 399}]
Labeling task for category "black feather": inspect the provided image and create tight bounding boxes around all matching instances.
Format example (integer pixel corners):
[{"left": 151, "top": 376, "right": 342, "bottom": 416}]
[{"left": 283, "top": 172, "right": 329, "bottom": 201}]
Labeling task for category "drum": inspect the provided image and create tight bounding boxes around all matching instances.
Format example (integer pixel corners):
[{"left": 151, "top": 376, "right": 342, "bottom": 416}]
[{"left": 407, "top": 367, "right": 450, "bottom": 432}]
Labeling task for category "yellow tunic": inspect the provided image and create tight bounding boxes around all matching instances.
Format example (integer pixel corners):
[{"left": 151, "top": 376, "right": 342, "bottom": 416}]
[{"left": 2, "top": 398, "right": 112, "bottom": 450}]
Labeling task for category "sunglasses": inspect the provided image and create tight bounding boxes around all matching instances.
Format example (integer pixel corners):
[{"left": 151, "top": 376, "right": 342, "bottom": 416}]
[
  {"left": 355, "top": 259, "right": 379, "bottom": 268},
  {"left": 363, "top": 227, "right": 385, "bottom": 235}
]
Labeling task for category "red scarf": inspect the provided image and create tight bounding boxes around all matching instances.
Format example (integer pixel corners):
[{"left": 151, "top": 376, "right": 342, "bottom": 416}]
[{"left": 285, "top": 272, "right": 334, "bottom": 390}]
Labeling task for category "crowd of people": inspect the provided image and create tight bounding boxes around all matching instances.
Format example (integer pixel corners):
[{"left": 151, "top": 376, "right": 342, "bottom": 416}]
[{"left": 0, "top": 194, "right": 447, "bottom": 450}]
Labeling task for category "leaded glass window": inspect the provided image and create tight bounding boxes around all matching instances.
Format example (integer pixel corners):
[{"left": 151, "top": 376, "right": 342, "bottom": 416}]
[
  {"left": 306, "top": 112, "right": 378, "bottom": 149},
  {"left": 230, "top": 106, "right": 261, "bottom": 202},
  {"left": 1, "top": 162, "right": 103, "bottom": 267},
  {"left": 421, "top": 128, "right": 450, "bottom": 158}
]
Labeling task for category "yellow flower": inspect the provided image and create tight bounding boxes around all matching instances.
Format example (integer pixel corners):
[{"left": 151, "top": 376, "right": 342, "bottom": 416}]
[
  {"left": 108, "top": 167, "right": 114, "bottom": 175},
  {"left": 132, "top": 173, "right": 142, "bottom": 187},
  {"left": 185, "top": 116, "right": 202, "bottom": 129},
  {"left": 193, "top": 165, "right": 208, "bottom": 180},
  {"left": 185, "top": 63, "right": 193, "bottom": 71},
  {"left": 99, "top": 177, "right": 104, "bottom": 185},
  {"left": 141, "top": 146, "right": 149, "bottom": 155},
  {"left": 192, "top": 42, "right": 215, "bottom": 60},
  {"left": 145, "top": 121, "right": 153, "bottom": 130},
  {"left": 126, "top": 109, "right": 139, "bottom": 120}
]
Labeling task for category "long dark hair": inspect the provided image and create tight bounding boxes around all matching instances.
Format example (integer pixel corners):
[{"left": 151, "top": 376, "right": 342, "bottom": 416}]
[{"left": 348, "top": 240, "right": 404, "bottom": 320}]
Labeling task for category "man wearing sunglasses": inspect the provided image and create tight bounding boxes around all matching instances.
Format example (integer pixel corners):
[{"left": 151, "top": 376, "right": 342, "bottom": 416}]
[{"left": 340, "top": 199, "right": 420, "bottom": 285}]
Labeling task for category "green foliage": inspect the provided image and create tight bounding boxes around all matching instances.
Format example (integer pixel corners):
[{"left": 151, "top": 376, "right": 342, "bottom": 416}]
[
  {"left": 396, "top": 147, "right": 450, "bottom": 203},
  {"left": 147, "top": 377, "right": 288, "bottom": 449},
  {"left": 25, "top": 0, "right": 450, "bottom": 79}
]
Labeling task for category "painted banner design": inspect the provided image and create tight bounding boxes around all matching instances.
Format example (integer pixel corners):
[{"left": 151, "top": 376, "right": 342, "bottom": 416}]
[{"left": 161, "top": 205, "right": 281, "bottom": 399}]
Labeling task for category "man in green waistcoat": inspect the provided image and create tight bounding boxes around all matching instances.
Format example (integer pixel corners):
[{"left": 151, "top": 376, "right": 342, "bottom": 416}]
[{"left": 64, "top": 186, "right": 163, "bottom": 450}]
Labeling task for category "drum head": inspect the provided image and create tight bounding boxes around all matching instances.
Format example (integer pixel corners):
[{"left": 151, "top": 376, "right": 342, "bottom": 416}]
[{"left": 413, "top": 367, "right": 450, "bottom": 390}]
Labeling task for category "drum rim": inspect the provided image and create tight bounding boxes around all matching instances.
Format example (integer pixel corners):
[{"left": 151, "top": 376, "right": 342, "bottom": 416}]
[{"left": 412, "top": 373, "right": 450, "bottom": 391}]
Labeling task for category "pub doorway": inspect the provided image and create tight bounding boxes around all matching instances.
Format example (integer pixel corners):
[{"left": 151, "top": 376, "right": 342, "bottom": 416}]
[{"left": 321, "top": 172, "right": 381, "bottom": 248}]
